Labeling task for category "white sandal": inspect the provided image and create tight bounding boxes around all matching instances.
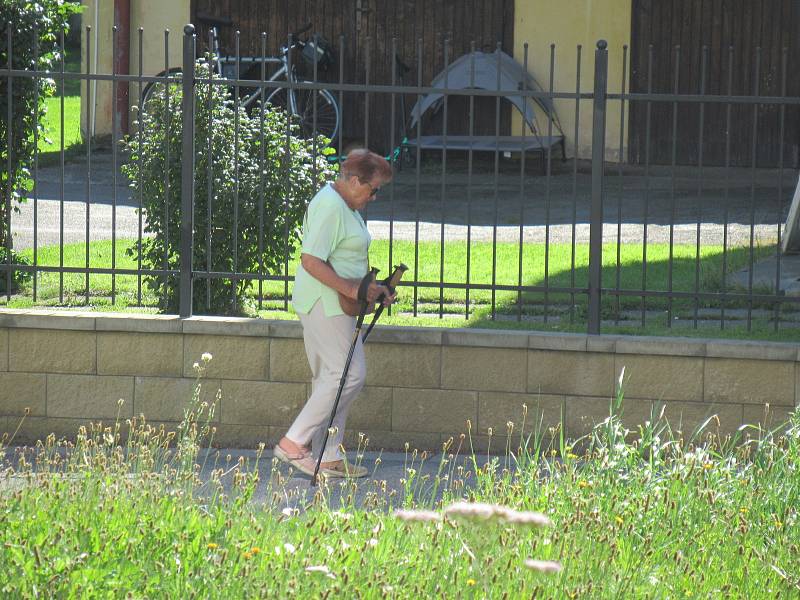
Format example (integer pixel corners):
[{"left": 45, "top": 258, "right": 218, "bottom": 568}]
[
  {"left": 273, "top": 444, "right": 315, "bottom": 477},
  {"left": 319, "top": 460, "right": 368, "bottom": 479}
]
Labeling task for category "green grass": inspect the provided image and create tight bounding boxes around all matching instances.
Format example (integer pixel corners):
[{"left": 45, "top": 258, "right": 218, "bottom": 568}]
[
  {"left": 35, "top": 48, "right": 83, "bottom": 165},
  {"left": 2, "top": 238, "right": 797, "bottom": 340},
  {"left": 1, "top": 374, "right": 798, "bottom": 597},
  {"left": 36, "top": 95, "right": 83, "bottom": 158}
]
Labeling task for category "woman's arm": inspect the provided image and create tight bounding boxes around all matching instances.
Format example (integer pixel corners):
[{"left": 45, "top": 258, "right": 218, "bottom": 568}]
[
  {"left": 301, "top": 254, "right": 395, "bottom": 304},
  {"left": 301, "top": 253, "right": 358, "bottom": 298}
]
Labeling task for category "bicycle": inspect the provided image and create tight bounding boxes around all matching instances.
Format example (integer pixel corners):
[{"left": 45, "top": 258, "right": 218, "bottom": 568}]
[{"left": 141, "top": 16, "right": 341, "bottom": 144}]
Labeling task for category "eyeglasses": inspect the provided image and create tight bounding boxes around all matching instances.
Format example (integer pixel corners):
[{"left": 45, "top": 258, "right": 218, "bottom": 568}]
[{"left": 359, "top": 178, "right": 380, "bottom": 197}]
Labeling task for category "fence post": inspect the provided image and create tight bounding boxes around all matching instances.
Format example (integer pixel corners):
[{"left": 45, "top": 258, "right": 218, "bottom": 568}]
[
  {"left": 588, "top": 40, "right": 608, "bottom": 335},
  {"left": 179, "top": 24, "right": 195, "bottom": 318}
]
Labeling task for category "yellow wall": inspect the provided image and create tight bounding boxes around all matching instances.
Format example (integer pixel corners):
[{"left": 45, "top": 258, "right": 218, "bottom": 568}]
[
  {"left": 80, "top": 0, "right": 190, "bottom": 140},
  {"left": 513, "top": 0, "right": 632, "bottom": 160}
]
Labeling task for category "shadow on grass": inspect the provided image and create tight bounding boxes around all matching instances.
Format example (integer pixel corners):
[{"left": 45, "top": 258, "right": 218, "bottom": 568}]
[{"left": 461, "top": 243, "right": 791, "bottom": 335}]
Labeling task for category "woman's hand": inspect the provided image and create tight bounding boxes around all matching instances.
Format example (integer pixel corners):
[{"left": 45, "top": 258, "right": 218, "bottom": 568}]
[
  {"left": 356, "top": 282, "right": 395, "bottom": 305},
  {"left": 367, "top": 283, "right": 396, "bottom": 306}
]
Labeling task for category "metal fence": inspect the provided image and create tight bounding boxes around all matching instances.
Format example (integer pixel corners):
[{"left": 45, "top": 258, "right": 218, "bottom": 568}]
[{"left": 3, "top": 23, "right": 800, "bottom": 335}]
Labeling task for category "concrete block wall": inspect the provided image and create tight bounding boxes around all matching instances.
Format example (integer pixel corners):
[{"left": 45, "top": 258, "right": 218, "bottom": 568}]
[{"left": 0, "top": 309, "right": 798, "bottom": 452}]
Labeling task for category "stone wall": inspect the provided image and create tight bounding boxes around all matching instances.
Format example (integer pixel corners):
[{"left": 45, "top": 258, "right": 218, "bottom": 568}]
[{"left": 0, "top": 309, "right": 797, "bottom": 452}]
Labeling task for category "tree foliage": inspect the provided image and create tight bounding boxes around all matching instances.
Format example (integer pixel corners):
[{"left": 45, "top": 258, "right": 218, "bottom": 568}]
[
  {"left": 0, "top": 1, "right": 80, "bottom": 292},
  {"left": 0, "top": 1, "right": 81, "bottom": 250},
  {"left": 122, "top": 61, "right": 337, "bottom": 314}
]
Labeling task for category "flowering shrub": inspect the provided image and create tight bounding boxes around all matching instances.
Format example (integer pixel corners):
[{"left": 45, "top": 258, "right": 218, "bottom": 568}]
[{"left": 123, "top": 60, "right": 337, "bottom": 314}]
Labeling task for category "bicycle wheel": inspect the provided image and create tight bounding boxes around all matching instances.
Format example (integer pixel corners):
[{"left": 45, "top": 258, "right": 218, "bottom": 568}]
[
  {"left": 141, "top": 68, "right": 183, "bottom": 111},
  {"left": 266, "top": 82, "right": 340, "bottom": 144}
]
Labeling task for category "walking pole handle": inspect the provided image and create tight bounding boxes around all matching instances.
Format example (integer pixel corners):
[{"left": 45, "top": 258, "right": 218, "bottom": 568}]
[{"left": 362, "top": 264, "right": 408, "bottom": 343}]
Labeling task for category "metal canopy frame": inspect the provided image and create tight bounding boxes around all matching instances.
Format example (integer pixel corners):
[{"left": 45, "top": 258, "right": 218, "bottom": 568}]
[{"left": 408, "top": 49, "right": 563, "bottom": 138}]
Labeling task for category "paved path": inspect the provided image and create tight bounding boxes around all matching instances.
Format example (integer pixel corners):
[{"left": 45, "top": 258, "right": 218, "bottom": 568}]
[
  {"left": 1, "top": 446, "right": 497, "bottom": 510},
  {"left": 10, "top": 154, "right": 796, "bottom": 249}
]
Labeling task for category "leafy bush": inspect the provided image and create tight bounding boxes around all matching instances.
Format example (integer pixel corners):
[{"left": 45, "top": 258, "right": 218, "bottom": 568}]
[
  {"left": 123, "top": 61, "right": 336, "bottom": 314},
  {"left": 0, "top": 1, "right": 81, "bottom": 250},
  {"left": 0, "top": 247, "right": 32, "bottom": 293}
]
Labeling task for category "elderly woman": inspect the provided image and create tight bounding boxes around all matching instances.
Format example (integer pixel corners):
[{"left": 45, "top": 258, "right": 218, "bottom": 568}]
[{"left": 274, "top": 149, "right": 395, "bottom": 478}]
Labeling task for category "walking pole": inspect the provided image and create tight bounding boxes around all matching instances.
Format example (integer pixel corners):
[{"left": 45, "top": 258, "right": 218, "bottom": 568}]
[{"left": 311, "top": 268, "right": 378, "bottom": 486}]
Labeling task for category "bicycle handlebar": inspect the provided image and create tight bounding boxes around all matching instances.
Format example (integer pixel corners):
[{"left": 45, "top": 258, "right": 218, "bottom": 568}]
[
  {"left": 196, "top": 12, "right": 234, "bottom": 28},
  {"left": 291, "top": 22, "right": 313, "bottom": 39}
]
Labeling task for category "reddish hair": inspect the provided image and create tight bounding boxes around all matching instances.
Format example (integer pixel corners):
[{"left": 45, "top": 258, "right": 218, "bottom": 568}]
[{"left": 341, "top": 149, "right": 393, "bottom": 183}]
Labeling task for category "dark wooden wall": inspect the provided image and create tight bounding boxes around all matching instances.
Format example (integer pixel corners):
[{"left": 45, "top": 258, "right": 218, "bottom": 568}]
[
  {"left": 629, "top": 0, "right": 800, "bottom": 167},
  {"left": 190, "top": 0, "right": 515, "bottom": 154}
]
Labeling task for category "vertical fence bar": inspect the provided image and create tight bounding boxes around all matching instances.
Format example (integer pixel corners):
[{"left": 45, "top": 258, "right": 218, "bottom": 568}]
[
  {"left": 491, "top": 43, "right": 501, "bottom": 320},
  {"left": 136, "top": 28, "right": 143, "bottom": 305},
  {"left": 387, "top": 37, "right": 396, "bottom": 315},
  {"left": 84, "top": 25, "right": 92, "bottom": 305},
  {"left": 572, "top": 44, "right": 583, "bottom": 325},
  {"left": 205, "top": 28, "right": 213, "bottom": 312},
  {"left": 543, "top": 44, "right": 555, "bottom": 323},
  {"left": 694, "top": 46, "right": 708, "bottom": 328},
  {"left": 232, "top": 30, "right": 240, "bottom": 312},
  {"left": 258, "top": 31, "right": 266, "bottom": 310},
  {"left": 746, "top": 47, "right": 761, "bottom": 331},
  {"left": 412, "top": 37, "right": 422, "bottom": 317},
  {"left": 667, "top": 45, "right": 680, "bottom": 327},
  {"left": 111, "top": 25, "right": 118, "bottom": 304},
  {"left": 465, "top": 42, "right": 476, "bottom": 319},
  {"left": 364, "top": 36, "right": 371, "bottom": 151},
  {"left": 5, "top": 24, "right": 12, "bottom": 301},
  {"left": 32, "top": 22, "right": 39, "bottom": 301},
  {"left": 773, "top": 47, "right": 788, "bottom": 331},
  {"left": 641, "top": 45, "right": 653, "bottom": 328},
  {"left": 721, "top": 46, "right": 733, "bottom": 330},
  {"left": 614, "top": 45, "right": 627, "bottom": 326},
  {"left": 179, "top": 24, "right": 195, "bottom": 318},
  {"left": 337, "top": 34, "right": 344, "bottom": 165},
  {"left": 363, "top": 36, "right": 371, "bottom": 223},
  {"left": 439, "top": 37, "right": 449, "bottom": 319},
  {"left": 517, "top": 42, "right": 529, "bottom": 322},
  {"left": 282, "top": 33, "right": 293, "bottom": 311},
  {"left": 311, "top": 33, "right": 318, "bottom": 180},
  {"left": 162, "top": 29, "right": 170, "bottom": 311},
  {"left": 588, "top": 40, "right": 608, "bottom": 335},
  {"left": 59, "top": 29, "right": 66, "bottom": 302}
]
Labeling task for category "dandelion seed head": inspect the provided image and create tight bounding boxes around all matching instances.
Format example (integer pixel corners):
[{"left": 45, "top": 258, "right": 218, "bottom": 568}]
[
  {"left": 393, "top": 509, "right": 442, "bottom": 523},
  {"left": 443, "top": 501, "right": 552, "bottom": 528},
  {"left": 524, "top": 559, "right": 562, "bottom": 573},
  {"left": 306, "top": 565, "right": 336, "bottom": 579}
]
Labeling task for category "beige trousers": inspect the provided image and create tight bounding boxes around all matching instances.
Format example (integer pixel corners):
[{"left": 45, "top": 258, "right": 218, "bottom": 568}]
[{"left": 285, "top": 300, "right": 367, "bottom": 462}]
